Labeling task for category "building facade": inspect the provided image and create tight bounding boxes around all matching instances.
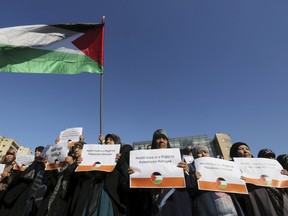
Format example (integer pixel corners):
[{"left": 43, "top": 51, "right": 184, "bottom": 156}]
[
  {"left": 213, "top": 133, "right": 233, "bottom": 160},
  {"left": 0, "top": 136, "right": 32, "bottom": 162},
  {"left": 0, "top": 136, "right": 20, "bottom": 162},
  {"left": 17, "top": 146, "right": 33, "bottom": 155}
]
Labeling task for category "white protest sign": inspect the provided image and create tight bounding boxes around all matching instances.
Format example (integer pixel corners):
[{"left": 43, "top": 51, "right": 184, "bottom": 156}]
[
  {"left": 45, "top": 142, "right": 69, "bottom": 170},
  {"left": 15, "top": 153, "right": 34, "bottom": 167},
  {"left": 75, "top": 144, "right": 121, "bottom": 172},
  {"left": 59, "top": 127, "right": 83, "bottom": 143},
  {"left": 194, "top": 157, "right": 248, "bottom": 194},
  {"left": 233, "top": 157, "right": 288, "bottom": 188},
  {"left": 129, "top": 148, "right": 185, "bottom": 188},
  {"left": 41, "top": 145, "right": 52, "bottom": 158},
  {"left": 183, "top": 155, "right": 194, "bottom": 164}
]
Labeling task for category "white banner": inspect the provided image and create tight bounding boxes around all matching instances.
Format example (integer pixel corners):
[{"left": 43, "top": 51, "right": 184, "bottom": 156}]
[
  {"left": 233, "top": 157, "right": 288, "bottom": 188},
  {"left": 75, "top": 144, "right": 121, "bottom": 172},
  {"left": 59, "top": 127, "right": 83, "bottom": 143},
  {"left": 15, "top": 153, "right": 34, "bottom": 167},
  {"left": 183, "top": 155, "right": 194, "bottom": 164},
  {"left": 129, "top": 148, "right": 185, "bottom": 188},
  {"left": 45, "top": 142, "right": 69, "bottom": 170},
  {"left": 194, "top": 157, "right": 248, "bottom": 194}
]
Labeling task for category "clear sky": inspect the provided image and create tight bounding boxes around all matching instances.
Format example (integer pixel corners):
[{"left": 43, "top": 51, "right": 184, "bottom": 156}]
[{"left": 1, "top": 0, "right": 288, "bottom": 157}]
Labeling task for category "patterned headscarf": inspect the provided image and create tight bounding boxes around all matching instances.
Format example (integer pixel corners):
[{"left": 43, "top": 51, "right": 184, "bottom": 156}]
[
  {"left": 192, "top": 144, "right": 209, "bottom": 159},
  {"left": 151, "top": 129, "right": 170, "bottom": 149}
]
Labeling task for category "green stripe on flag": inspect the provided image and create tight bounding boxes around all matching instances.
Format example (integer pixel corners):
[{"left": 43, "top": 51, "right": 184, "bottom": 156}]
[{"left": 0, "top": 45, "right": 103, "bottom": 74}]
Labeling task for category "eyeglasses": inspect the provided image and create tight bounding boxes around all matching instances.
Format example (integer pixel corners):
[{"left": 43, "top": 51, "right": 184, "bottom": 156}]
[{"left": 6, "top": 152, "right": 14, "bottom": 155}]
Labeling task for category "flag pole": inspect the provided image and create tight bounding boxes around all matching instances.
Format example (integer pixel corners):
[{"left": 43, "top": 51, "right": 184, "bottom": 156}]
[
  {"left": 100, "top": 73, "right": 103, "bottom": 134},
  {"left": 100, "top": 16, "right": 105, "bottom": 135}
]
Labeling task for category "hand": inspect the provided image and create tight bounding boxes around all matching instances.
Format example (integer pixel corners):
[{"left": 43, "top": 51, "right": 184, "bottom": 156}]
[
  {"left": 76, "top": 157, "right": 83, "bottom": 165},
  {"left": 115, "top": 153, "right": 121, "bottom": 162},
  {"left": 42, "top": 157, "right": 48, "bottom": 163},
  {"left": 1, "top": 172, "right": 9, "bottom": 178},
  {"left": 99, "top": 134, "right": 105, "bottom": 144},
  {"left": 128, "top": 167, "right": 135, "bottom": 175},
  {"left": 194, "top": 171, "right": 201, "bottom": 180},
  {"left": 177, "top": 161, "right": 189, "bottom": 174},
  {"left": 65, "top": 156, "right": 74, "bottom": 165},
  {"left": 20, "top": 165, "right": 27, "bottom": 171},
  {"left": 281, "top": 169, "right": 288, "bottom": 175}
]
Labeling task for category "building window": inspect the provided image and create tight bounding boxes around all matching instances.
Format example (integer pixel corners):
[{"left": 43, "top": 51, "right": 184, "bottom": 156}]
[{"left": 222, "top": 138, "right": 231, "bottom": 143}]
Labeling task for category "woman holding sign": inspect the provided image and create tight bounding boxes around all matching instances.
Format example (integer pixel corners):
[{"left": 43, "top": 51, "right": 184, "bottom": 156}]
[
  {"left": 151, "top": 129, "right": 192, "bottom": 216},
  {"left": 0, "top": 149, "right": 16, "bottom": 192},
  {"left": 230, "top": 142, "right": 286, "bottom": 216},
  {"left": 69, "top": 133, "right": 131, "bottom": 216},
  {"left": 128, "top": 129, "right": 193, "bottom": 216},
  {"left": 190, "top": 144, "right": 240, "bottom": 216}
]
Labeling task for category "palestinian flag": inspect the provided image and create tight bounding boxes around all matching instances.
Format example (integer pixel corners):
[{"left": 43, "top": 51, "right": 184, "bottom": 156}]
[
  {"left": 151, "top": 172, "right": 163, "bottom": 184},
  {"left": 216, "top": 177, "right": 228, "bottom": 189},
  {"left": 260, "top": 174, "right": 272, "bottom": 186},
  {"left": 0, "top": 22, "right": 104, "bottom": 74}
]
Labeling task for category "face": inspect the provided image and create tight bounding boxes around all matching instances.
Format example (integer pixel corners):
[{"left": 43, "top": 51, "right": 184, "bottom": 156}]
[
  {"left": 74, "top": 145, "right": 82, "bottom": 158},
  {"left": 237, "top": 145, "right": 252, "bottom": 158},
  {"left": 5, "top": 151, "right": 15, "bottom": 163},
  {"left": 105, "top": 137, "right": 115, "bottom": 145},
  {"left": 55, "top": 137, "right": 60, "bottom": 144},
  {"left": 197, "top": 150, "right": 210, "bottom": 158},
  {"left": 79, "top": 135, "right": 84, "bottom": 142},
  {"left": 35, "top": 150, "right": 42, "bottom": 158},
  {"left": 155, "top": 137, "right": 168, "bottom": 149}
]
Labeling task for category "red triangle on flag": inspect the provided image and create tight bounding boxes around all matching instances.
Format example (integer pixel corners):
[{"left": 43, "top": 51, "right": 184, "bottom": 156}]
[{"left": 72, "top": 24, "right": 104, "bottom": 66}]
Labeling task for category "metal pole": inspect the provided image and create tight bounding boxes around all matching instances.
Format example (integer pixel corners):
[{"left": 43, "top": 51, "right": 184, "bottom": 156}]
[
  {"left": 100, "top": 73, "right": 103, "bottom": 134},
  {"left": 100, "top": 16, "right": 105, "bottom": 135}
]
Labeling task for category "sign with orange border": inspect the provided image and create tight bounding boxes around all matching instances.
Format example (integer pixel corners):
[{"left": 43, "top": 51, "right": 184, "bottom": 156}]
[
  {"left": 233, "top": 158, "right": 288, "bottom": 188},
  {"left": 129, "top": 148, "right": 185, "bottom": 188},
  {"left": 194, "top": 157, "right": 248, "bottom": 194},
  {"left": 13, "top": 153, "right": 35, "bottom": 171},
  {"left": 75, "top": 144, "right": 120, "bottom": 172},
  {"left": 45, "top": 142, "right": 69, "bottom": 170}
]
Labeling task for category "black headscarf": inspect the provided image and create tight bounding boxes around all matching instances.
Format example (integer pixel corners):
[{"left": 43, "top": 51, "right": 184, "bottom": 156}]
[
  {"left": 105, "top": 133, "right": 122, "bottom": 144},
  {"left": 229, "top": 142, "right": 250, "bottom": 159},
  {"left": 257, "top": 148, "right": 276, "bottom": 159},
  {"left": 277, "top": 154, "right": 288, "bottom": 170},
  {"left": 35, "top": 146, "right": 45, "bottom": 152}
]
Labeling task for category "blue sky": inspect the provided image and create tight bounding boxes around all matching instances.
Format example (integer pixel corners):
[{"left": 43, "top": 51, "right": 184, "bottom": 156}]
[{"left": 1, "top": 0, "right": 288, "bottom": 157}]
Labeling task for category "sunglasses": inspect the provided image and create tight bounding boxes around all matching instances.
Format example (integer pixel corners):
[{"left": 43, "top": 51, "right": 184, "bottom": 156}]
[{"left": 6, "top": 152, "right": 14, "bottom": 155}]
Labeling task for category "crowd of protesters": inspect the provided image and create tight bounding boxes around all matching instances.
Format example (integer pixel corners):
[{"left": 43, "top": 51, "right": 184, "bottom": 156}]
[{"left": 0, "top": 129, "right": 287, "bottom": 216}]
